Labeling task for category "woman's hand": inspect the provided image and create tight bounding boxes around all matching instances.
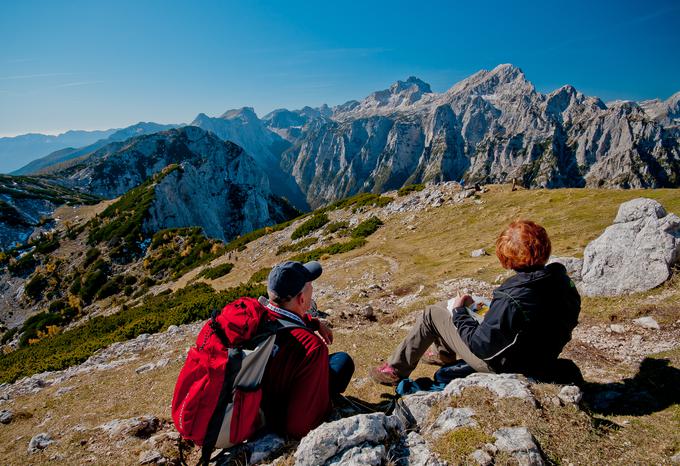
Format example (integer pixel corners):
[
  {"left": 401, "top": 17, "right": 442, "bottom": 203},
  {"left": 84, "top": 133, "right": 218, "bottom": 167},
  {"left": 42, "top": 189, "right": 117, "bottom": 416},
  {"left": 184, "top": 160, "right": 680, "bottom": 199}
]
[
  {"left": 452, "top": 294, "right": 474, "bottom": 309},
  {"left": 317, "top": 320, "right": 333, "bottom": 345}
]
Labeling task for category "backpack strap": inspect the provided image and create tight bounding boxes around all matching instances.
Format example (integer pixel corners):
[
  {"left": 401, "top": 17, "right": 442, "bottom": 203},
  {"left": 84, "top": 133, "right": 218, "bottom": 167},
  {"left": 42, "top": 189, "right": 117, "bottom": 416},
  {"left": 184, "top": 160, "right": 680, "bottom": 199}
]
[{"left": 200, "top": 346, "right": 243, "bottom": 465}]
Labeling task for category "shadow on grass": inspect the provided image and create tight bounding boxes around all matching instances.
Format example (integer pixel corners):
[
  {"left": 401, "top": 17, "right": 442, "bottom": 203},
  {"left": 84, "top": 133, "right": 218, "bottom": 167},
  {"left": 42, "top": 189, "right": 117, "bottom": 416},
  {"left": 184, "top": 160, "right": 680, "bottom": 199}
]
[{"left": 582, "top": 357, "right": 680, "bottom": 416}]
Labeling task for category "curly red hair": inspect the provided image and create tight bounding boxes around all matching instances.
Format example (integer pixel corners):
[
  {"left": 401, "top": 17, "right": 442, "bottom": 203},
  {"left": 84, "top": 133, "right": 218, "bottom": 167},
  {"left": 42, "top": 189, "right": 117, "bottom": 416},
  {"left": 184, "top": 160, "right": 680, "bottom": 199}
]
[{"left": 496, "top": 220, "right": 551, "bottom": 270}]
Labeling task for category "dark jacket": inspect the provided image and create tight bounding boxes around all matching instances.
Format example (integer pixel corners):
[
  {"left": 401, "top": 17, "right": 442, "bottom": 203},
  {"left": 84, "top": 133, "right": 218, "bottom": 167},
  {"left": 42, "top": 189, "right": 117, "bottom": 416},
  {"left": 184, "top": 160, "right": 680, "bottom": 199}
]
[{"left": 453, "top": 262, "right": 581, "bottom": 374}]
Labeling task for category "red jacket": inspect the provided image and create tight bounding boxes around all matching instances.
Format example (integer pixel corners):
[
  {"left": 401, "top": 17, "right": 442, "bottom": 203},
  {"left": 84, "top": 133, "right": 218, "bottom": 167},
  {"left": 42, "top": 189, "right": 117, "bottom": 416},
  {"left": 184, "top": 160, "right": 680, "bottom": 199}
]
[{"left": 260, "top": 308, "right": 330, "bottom": 439}]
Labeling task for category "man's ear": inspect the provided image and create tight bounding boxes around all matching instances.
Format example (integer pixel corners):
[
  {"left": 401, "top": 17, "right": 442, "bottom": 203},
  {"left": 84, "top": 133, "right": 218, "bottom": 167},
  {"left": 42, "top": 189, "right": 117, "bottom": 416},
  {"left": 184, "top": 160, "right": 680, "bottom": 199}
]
[{"left": 295, "top": 291, "right": 305, "bottom": 308}]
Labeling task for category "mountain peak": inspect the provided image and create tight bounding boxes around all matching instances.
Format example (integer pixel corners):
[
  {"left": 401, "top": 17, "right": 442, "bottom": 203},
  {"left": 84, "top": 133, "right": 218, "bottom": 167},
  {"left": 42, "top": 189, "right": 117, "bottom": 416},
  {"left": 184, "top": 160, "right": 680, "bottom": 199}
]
[
  {"left": 389, "top": 76, "right": 432, "bottom": 95},
  {"left": 220, "top": 107, "right": 259, "bottom": 121}
]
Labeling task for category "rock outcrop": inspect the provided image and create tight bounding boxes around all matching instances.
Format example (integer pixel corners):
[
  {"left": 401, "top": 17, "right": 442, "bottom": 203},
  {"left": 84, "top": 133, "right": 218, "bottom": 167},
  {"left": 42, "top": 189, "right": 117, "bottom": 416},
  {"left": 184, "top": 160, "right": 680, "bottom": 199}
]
[
  {"left": 0, "top": 174, "right": 99, "bottom": 250},
  {"left": 284, "top": 373, "right": 547, "bottom": 466},
  {"left": 581, "top": 198, "right": 680, "bottom": 296},
  {"left": 53, "top": 126, "right": 296, "bottom": 242}
]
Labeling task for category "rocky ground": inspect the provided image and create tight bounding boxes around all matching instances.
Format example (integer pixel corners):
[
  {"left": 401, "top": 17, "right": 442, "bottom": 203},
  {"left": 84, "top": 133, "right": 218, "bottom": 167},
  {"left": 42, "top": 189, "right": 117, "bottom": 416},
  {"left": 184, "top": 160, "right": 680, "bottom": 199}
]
[{"left": 1, "top": 183, "right": 679, "bottom": 464}]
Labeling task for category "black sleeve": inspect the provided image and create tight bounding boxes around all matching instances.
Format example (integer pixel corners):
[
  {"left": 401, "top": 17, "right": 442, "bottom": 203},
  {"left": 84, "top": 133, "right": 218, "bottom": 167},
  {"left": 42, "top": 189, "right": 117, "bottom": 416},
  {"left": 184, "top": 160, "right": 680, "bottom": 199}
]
[{"left": 453, "top": 297, "right": 523, "bottom": 361}]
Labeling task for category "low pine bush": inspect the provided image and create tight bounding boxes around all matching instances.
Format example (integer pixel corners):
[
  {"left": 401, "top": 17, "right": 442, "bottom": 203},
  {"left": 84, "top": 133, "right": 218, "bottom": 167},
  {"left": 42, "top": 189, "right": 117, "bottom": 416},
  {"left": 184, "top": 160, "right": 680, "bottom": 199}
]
[
  {"left": 397, "top": 183, "right": 425, "bottom": 196},
  {"left": 0, "top": 281, "right": 267, "bottom": 383},
  {"left": 291, "top": 213, "right": 329, "bottom": 240},
  {"left": 198, "top": 262, "right": 235, "bottom": 280},
  {"left": 276, "top": 237, "right": 318, "bottom": 255},
  {"left": 288, "top": 238, "right": 367, "bottom": 263},
  {"left": 249, "top": 267, "right": 272, "bottom": 283},
  {"left": 351, "top": 216, "right": 384, "bottom": 238}
]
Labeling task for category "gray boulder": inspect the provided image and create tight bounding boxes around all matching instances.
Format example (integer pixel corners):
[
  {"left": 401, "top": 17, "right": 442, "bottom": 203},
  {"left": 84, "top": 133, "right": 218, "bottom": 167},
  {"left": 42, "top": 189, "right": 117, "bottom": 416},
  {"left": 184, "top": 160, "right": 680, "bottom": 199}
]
[
  {"left": 443, "top": 373, "right": 536, "bottom": 405},
  {"left": 581, "top": 198, "right": 680, "bottom": 296},
  {"left": 327, "top": 443, "right": 385, "bottom": 465},
  {"left": 400, "top": 391, "right": 444, "bottom": 426},
  {"left": 294, "top": 413, "right": 401, "bottom": 466},
  {"left": 28, "top": 432, "right": 53, "bottom": 454},
  {"left": 493, "top": 427, "right": 544, "bottom": 466},
  {"left": 404, "top": 432, "right": 447, "bottom": 466},
  {"left": 0, "top": 409, "right": 12, "bottom": 424},
  {"left": 633, "top": 316, "right": 660, "bottom": 330},
  {"left": 557, "top": 385, "right": 583, "bottom": 405},
  {"left": 429, "top": 407, "right": 477, "bottom": 436}
]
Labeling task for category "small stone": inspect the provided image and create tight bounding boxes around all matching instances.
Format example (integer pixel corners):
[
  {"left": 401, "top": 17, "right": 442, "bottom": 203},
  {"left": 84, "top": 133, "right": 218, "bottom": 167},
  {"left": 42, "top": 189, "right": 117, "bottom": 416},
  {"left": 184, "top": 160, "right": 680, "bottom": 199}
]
[
  {"left": 632, "top": 316, "right": 660, "bottom": 330},
  {"left": 471, "top": 248, "right": 488, "bottom": 257},
  {"left": 632, "top": 335, "right": 643, "bottom": 346},
  {"left": 56, "top": 386, "right": 75, "bottom": 396},
  {"left": 670, "top": 452, "right": 680, "bottom": 464},
  {"left": 361, "top": 305, "right": 375, "bottom": 319},
  {"left": 483, "top": 443, "right": 498, "bottom": 454},
  {"left": 155, "top": 358, "right": 170, "bottom": 368},
  {"left": 558, "top": 385, "right": 583, "bottom": 405},
  {"left": 0, "top": 409, "right": 13, "bottom": 424},
  {"left": 429, "top": 407, "right": 476, "bottom": 435},
  {"left": 166, "top": 325, "right": 179, "bottom": 334},
  {"left": 136, "top": 363, "right": 155, "bottom": 374},
  {"left": 28, "top": 432, "right": 53, "bottom": 453},
  {"left": 139, "top": 449, "right": 163, "bottom": 464},
  {"left": 470, "top": 449, "right": 493, "bottom": 465},
  {"left": 609, "top": 324, "right": 625, "bottom": 334}
]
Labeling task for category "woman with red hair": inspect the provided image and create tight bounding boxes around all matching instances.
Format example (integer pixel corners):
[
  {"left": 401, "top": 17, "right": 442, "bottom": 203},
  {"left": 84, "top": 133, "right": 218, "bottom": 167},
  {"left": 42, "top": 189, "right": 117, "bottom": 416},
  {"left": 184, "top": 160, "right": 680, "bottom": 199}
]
[{"left": 370, "top": 220, "right": 581, "bottom": 386}]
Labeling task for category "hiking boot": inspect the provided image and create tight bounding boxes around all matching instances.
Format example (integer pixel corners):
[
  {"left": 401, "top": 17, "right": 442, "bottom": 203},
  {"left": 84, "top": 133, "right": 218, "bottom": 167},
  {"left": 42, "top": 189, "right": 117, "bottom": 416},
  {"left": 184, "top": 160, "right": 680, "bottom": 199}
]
[
  {"left": 421, "top": 349, "right": 457, "bottom": 367},
  {"left": 369, "top": 363, "right": 401, "bottom": 386}
]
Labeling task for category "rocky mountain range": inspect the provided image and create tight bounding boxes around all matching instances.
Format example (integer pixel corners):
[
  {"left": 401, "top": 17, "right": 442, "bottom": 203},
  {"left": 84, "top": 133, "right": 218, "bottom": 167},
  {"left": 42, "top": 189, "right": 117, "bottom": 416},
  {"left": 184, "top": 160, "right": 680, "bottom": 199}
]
[
  {"left": 12, "top": 122, "right": 179, "bottom": 176},
  {"left": 275, "top": 65, "right": 680, "bottom": 207},
  {"left": 3, "top": 64, "right": 679, "bottom": 247},
  {"left": 0, "top": 129, "right": 117, "bottom": 174}
]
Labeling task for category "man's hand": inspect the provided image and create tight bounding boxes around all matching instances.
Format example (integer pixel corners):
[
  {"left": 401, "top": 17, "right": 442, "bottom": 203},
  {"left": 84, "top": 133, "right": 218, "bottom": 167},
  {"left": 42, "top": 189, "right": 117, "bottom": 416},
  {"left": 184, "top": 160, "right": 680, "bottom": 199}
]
[
  {"left": 451, "top": 294, "right": 474, "bottom": 309},
  {"left": 317, "top": 320, "right": 333, "bottom": 345}
]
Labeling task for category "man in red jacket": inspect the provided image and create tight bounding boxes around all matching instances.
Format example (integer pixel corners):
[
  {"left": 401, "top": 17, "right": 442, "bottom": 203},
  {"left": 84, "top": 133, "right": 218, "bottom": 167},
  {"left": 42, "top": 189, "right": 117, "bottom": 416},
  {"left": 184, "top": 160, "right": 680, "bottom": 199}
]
[{"left": 259, "top": 260, "right": 354, "bottom": 439}]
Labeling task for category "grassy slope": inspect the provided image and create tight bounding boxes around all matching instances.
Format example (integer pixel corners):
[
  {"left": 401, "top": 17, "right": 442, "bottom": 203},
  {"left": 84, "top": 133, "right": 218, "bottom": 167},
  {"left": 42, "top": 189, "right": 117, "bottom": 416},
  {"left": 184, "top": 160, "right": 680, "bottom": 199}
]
[{"left": 0, "top": 185, "right": 679, "bottom": 464}]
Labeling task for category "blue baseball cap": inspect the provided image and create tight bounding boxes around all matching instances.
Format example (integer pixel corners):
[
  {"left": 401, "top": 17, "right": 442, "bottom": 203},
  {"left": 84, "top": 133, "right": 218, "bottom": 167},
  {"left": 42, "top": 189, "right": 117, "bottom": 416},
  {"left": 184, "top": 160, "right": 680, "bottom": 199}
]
[{"left": 267, "top": 261, "right": 322, "bottom": 300}]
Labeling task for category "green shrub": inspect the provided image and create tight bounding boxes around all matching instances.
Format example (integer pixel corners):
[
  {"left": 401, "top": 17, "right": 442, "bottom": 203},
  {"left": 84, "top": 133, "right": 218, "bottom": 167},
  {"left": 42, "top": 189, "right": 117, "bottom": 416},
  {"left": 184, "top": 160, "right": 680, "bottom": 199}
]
[
  {"left": 97, "top": 276, "right": 124, "bottom": 300},
  {"left": 48, "top": 299, "right": 66, "bottom": 313},
  {"left": 18, "top": 311, "right": 66, "bottom": 347},
  {"left": 32, "top": 235, "right": 60, "bottom": 255},
  {"left": 224, "top": 214, "right": 306, "bottom": 253},
  {"left": 24, "top": 273, "right": 48, "bottom": 300},
  {"left": 276, "top": 237, "right": 318, "bottom": 255},
  {"left": 0, "top": 327, "right": 18, "bottom": 345},
  {"left": 147, "top": 227, "right": 225, "bottom": 279},
  {"left": 83, "top": 247, "right": 100, "bottom": 268},
  {"left": 79, "top": 259, "right": 109, "bottom": 303},
  {"left": 7, "top": 252, "right": 37, "bottom": 277},
  {"left": 324, "top": 221, "right": 349, "bottom": 235},
  {"left": 398, "top": 183, "right": 425, "bottom": 196},
  {"left": 291, "top": 213, "right": 329, "bottom": 240},
  {"left": 0, "top": 281, "right": 267, "bottom": 383},
  {"left": 288, "top": 238, "right": 367, "bottom": 263},
  {"left": 249, "top": 267, "right": 272, "bottom": 284},
  {"left": 322, "top": 192, "right": 393, "bottom": 213},
  {"left": 198, "top": 263, "right": 235, "bottom": 280},
  {"left": 351, "top": 216, "right": 384, "bottom": 238}
]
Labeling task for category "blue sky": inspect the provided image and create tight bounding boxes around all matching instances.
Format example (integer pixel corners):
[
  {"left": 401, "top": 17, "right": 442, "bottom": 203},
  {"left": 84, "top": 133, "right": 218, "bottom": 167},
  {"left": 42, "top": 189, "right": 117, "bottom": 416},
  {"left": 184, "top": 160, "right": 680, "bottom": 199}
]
[{"left": 1, "top": 0, "right": 679, "bottom": 136}]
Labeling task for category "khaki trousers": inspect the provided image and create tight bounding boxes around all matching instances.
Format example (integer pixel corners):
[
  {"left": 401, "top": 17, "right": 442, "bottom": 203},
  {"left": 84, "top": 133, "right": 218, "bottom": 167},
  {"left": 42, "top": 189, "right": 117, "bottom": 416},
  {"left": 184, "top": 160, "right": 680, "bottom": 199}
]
[{"left": 388, "top": 300, "right": 492, "bottom": 377}]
